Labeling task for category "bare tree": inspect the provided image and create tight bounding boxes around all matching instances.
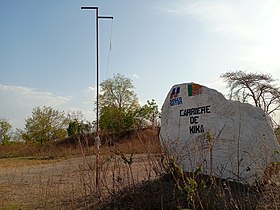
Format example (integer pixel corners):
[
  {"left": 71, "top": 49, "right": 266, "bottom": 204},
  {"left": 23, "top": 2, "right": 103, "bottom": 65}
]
[{"left": 221, "top": 71, "right": 280, "bottom": 116}]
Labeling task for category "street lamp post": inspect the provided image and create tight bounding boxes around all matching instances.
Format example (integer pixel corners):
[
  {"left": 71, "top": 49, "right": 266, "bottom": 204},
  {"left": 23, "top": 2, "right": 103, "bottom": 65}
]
[{"left": 81, "top": 6, "right": 113, "bottom": 194}]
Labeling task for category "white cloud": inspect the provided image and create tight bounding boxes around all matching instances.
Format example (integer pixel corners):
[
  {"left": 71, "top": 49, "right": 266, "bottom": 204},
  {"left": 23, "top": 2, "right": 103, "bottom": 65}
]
[
  {"left": 82, "top": 86, "right": 97, "bottom": 105},
  {"left": 0, "top": 84, "right": 96, "bottom": 129},
  {"left": 159, "top": 0, "right": 280, "bottom": 70},
  {"left": 159, "top": 0, "right": 272, "bottom": 34},
  {"left": 0, "top": 84, "right": 70, "bottom": 106},
  {"left": 0, "top": 84, "right": 77, "bottom": 129}
]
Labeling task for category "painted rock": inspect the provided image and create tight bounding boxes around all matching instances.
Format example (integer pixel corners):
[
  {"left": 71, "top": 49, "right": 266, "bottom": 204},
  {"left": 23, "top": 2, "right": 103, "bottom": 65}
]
[{"left": 160, "top": 83, "right": 280, "bottom": 184}]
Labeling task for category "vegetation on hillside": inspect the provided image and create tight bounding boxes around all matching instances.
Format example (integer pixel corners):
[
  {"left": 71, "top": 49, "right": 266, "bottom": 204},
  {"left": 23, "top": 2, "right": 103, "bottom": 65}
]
[
  {"left": 99, "top": 73, "right": 160, "bottom": 134},
  {"left": 0, "top": 72, "right": 279, "bottom": 209},
  {"left": 1, "top": 128, "right": 279, "bottom": 209},
  {"left": 0, "top": 74, "right": 160, "bottom": 145},
  {"left": 0, "top": 118, "right": 12, "bottom": 144}
]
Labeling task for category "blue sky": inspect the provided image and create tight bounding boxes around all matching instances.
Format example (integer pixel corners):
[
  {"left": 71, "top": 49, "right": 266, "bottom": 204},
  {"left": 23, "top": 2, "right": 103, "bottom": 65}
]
[{"left": 1, "top": 0, "right": 280, "bottom": 129}]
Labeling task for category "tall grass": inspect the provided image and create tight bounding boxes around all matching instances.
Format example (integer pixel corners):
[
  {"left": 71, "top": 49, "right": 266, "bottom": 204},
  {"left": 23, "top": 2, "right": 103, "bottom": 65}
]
[
  {"left": 0, "top": 128, "right": 163, "bottom": 209},
  {"left": 0, "top": 127, "right": 279, "bottom": 209}
]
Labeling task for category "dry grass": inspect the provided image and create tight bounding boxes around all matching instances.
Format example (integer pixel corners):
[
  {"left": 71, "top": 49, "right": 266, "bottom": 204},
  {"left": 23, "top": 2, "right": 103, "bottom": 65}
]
[
  {"left": 0, "top": 142, "right": 80, "bottom": 160},
  {"left": 0, "top": 128, "right": 279, "bottom": 209},
  {"left": 0, "top": 128, "right": 161, "bottom": 159},
  {"left": 0, "top": 128, "right": 163, "bottom": 209},
  {"left": 91, "top": 161, "right": 280, "bottom": 210}
]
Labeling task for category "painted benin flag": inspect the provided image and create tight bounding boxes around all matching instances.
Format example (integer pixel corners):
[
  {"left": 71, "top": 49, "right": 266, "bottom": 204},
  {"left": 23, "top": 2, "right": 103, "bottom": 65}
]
[{"left": 188, "top": 83, "right": 203, "bottom": 96}]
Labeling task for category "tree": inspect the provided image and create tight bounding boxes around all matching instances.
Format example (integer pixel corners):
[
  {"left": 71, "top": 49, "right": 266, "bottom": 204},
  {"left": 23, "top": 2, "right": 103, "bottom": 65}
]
[
  {"left": 98, "top": 74, "right": 161, "bottom": 134},
  {"left": 99, "top": 106, "right": 134, "bottom": 133},
  {"left": 67, "top": 119, "right": 92, "bottom": 137},
  {"left": 99, "top": 73, "right": 139, "bottom": 111},
  {"left": 135, "top": 99, "right": 161, "bottom": 128},
  {"left": 98, "top": 74, "right": 139, "bottom": 134},
  {"left": 67, "top": 110, "right": 85, "bottom": 122},
  {"left": 22, "top": 106, "right": 68, "bottom": 144},
  {"left": 66, "top": 110, "right": 92, "bottom": 136},
  {"left": 0, "top": 119, "right": 12, "bottom": 144},
  {"left": 221, "top": 71, "right": 280, "bottom": 116}
]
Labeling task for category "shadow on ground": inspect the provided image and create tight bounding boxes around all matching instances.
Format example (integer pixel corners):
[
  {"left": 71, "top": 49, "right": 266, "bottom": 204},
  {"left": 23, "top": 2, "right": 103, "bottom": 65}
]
[{"left": 67, "top": 172, "right": 271, "bottom": 210}]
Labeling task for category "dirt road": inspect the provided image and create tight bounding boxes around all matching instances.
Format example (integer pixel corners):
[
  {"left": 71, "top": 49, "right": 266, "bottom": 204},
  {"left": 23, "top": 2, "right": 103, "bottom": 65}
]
[{"left": 0, "top": 154, "right": 163, "bottom": 209}]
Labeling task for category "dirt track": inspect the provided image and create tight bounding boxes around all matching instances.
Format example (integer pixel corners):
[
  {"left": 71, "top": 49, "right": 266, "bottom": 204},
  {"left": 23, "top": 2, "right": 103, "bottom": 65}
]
[{"left": 0, "top": 154, "right": 163, "bottom": 209}]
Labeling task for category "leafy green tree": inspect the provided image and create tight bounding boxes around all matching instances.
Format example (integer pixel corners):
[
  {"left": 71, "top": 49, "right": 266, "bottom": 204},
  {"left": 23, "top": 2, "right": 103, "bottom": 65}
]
[
  {"left": 99, "top": 74, "right": 161, "bottom": 134},
  {"left": 135, "top": 99, "right": 160, "bottom": 128},
  {"left": 66, "top": 110, "right": 92, "bottom": 136},
  {"left": 67, "top": 119, "right": 92, "bottom": 136},
  {"left": 99, "top": 73, "right": 139, "bottom": 110},
  {"left": 22, "top": 106, "right": 68, "bottom": 144},
  {"left": 99, "top": 106, "right": 134, "bottom": 133},
  {"left": 98, "top": 74, "right": 140, "bottom": 134},
  {"left": 0, "top": 119, "right": 12, "bottom": 144}
]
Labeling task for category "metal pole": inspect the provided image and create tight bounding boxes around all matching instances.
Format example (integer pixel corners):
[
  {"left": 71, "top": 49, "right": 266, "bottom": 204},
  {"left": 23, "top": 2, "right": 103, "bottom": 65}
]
[
  {"left": 96, "top": 8, "right": 99, "bottom": 135},
  {"left": 95, "top": 7, "right": 101, "bottom": 194},
  {"left": 81, "top": 6, "right": 113, "bottom": 195}
]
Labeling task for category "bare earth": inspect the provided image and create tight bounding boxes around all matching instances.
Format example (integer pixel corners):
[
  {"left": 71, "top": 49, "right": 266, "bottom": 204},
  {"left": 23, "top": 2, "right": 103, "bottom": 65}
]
[{"left": 0, "top": 154, "right": 163, "bottom": 209}]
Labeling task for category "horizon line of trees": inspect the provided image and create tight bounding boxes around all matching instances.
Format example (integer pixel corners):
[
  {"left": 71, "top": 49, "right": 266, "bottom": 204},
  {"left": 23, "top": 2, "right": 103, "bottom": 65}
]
[
  {"left": 0, "top": 73, "right": 161, "bottom": 145},
  {"left": 1, "top": 71, "right": 280, "bottom": 145}
]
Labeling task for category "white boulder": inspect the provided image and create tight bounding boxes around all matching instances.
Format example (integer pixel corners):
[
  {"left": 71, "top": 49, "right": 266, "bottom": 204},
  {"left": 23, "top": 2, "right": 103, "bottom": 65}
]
[{"left": 160, "top": 83, "right": 280, "bottom": 184}]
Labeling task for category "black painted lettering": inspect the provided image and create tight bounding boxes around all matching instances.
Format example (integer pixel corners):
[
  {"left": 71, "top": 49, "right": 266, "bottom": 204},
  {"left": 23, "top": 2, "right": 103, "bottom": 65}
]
[
  {"left": 191, "top": 108, "right": 195, "bottom": 115},
  {"left": 189, "top": 126, "right": 195, "bottom": 134},
  {"left": 200, "top": 125, "right": 204, "bottom": 133},
  {"left": 201, "top": 106, "right": 205, "bottom": 114},
  {"left": 180, "top": 109, "right": 184, "bottom": 116},
  {"left": 180, "top": 105, "right": 211, "bottom": 117},
  {"left": 190, "top": 116, "right": 199, "bottom": 124},
  {"left": 206, "top": 105, "right": 211, "bottom": 113},
  {"left": 189, "top": 125, "right": 205, "bottom": 134}
]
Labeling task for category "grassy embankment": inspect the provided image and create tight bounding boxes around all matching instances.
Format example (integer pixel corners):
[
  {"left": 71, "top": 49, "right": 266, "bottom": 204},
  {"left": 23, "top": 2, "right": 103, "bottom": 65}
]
[{"left": 0, "top": 128, "right": 279, "bottom": 209}]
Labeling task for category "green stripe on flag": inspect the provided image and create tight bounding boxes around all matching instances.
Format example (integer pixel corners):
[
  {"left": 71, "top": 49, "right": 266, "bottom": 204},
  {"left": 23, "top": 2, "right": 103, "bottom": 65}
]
[{"left": 188, "top": 84, "right": 192, "bottom": 96}]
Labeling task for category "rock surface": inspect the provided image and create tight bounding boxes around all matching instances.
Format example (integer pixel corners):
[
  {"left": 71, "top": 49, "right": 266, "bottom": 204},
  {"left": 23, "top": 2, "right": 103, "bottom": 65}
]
[{"left": 160, "top": 83, "right": 280, "bottom": 184}]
